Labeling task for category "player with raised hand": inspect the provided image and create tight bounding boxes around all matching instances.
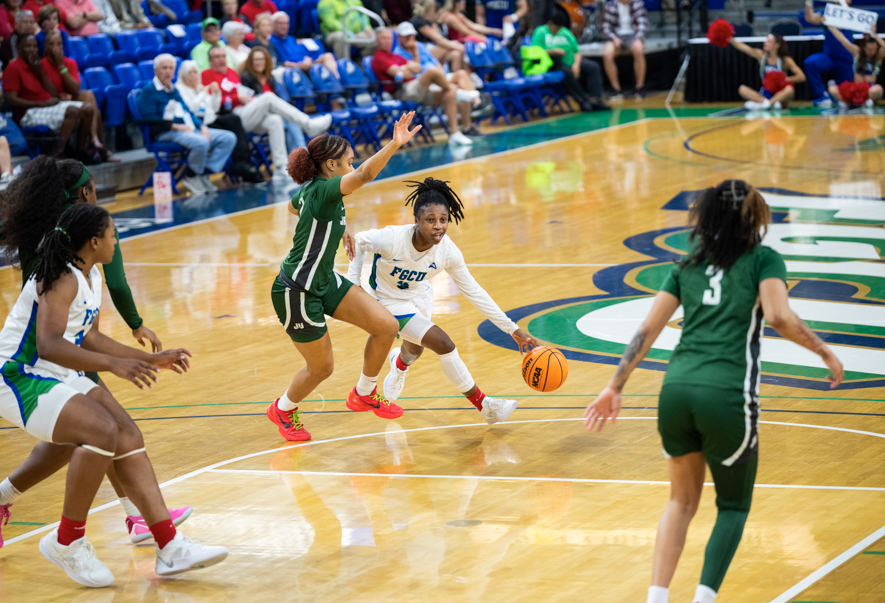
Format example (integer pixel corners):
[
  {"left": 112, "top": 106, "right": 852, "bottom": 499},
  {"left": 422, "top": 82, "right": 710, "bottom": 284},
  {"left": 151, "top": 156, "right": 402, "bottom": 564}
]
[
  {"left": 348, "top": 177, "right": 539, "bottom": 424},
  {"left": 267, "top": 112, "right": 422, "bottom": 442},
  {"left": 0, "top": 204, "right": 228, "bottom": 587},
  {"left": 583, "top": 180, "right": 843, "bottom": 603}
]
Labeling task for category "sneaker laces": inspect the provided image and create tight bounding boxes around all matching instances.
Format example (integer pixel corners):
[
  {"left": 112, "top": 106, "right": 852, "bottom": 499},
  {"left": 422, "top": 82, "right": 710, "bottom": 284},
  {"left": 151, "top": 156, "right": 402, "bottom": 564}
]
[
  {"left": 0, "top": 505, "right": 11, "bottom": 526},
  {"left": 68, "top": 539, "right": 98, "bottom": 571},
  {"left": 370, "top": 392, "right": 392, "bottom": 408},
  {"left": 280, "top": 407, "right": 305, "bottom": 431}
]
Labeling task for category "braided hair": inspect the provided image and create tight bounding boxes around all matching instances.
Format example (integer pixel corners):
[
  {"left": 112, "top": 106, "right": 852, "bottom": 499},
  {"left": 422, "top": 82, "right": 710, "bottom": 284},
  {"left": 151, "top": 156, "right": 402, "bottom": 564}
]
[
  {"left": 682, "top": 180, "right": 771, "bottom": 271},
  {"left": 33, "top": 204, "right": 111, "bottom": 292},
  {"left": 404, "top": 178, "right": 465, "bottom": 224}
]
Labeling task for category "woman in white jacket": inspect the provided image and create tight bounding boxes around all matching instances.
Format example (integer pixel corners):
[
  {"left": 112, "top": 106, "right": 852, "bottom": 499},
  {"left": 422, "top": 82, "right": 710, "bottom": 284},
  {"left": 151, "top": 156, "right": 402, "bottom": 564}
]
[
  {"left": 175, "top": 60, "right": 264, "bottom": 182},
  {"left": 348, "top": 178, "right": 539, "bottom": 424}
]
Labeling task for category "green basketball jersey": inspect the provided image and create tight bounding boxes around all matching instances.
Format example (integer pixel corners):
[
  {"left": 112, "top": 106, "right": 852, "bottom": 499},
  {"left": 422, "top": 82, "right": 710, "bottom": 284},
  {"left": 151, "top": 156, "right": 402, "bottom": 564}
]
[
  {"left": 280, "top": 176, "right": 347, "bottom": 296},
  {"left": 660, "top": 245, "right": 787, "bottom": 393}
]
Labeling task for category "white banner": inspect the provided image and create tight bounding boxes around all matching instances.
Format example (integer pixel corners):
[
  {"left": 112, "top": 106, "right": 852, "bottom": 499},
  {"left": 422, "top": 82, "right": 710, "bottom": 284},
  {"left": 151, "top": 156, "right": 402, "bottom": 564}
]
[{"left": 823, "top": 3, "right": 878, "bottom": 33}]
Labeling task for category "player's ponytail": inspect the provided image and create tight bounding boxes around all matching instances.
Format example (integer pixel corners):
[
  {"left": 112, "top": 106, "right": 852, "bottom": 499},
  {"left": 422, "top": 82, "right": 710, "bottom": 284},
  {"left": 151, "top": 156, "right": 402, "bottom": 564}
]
[
  {"left": 404, "top": 177, "right": 465, "bottom": 224},
  {"left": 287, "top": 134, "right": 350, "bottom": 184},
  {"left": 683, "top": 180, "right": 771, "bottom": 270},
  {"left": 34, "top": 204, "right": 111, "bottom": 293}
]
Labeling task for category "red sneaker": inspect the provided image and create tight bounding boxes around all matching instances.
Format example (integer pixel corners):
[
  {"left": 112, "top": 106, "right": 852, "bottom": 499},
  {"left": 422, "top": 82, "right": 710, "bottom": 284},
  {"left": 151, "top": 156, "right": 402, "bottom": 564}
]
[
  {"left": 266, "top": 400, "right": 312, "bottom": 441},
  {"left": 0, "top": 504, "right": 11, "bottom": 549},
  {"left": 346, "top": 387, "right": 403, "bottom": 419}
]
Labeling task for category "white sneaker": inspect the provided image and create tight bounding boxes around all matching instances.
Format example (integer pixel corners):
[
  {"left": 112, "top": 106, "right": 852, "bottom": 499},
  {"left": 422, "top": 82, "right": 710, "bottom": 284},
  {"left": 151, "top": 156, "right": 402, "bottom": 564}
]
[
  {"left": 744, "top": 100, "right": 761, "bottom": 110},
  {"left": 199, "top": 175, "right": 218, "bottom": 192},
  {"left": 469, "top": 72, "right": 484, "bottom": 89},
  {"left": 39, "top": 530, "right": 114, "bottom": 588},
  {"left": 839, "top": 100, "right": 849, "bottom": 111},
  {"left": 480, "top": 397, "right": 518, "bottom": 425},
  {"left": 864, "top": 99, "right": 874, "bottom": 108},
  {"left": 304, "top": 113, "right": 333, "bottom": 137},
  {"left": 383, "top": 347, "right": 408, "bottom": 401},
  {"left": 448, "top": 131, "right": 474, "bottom": 146},
  {"left": 155, "top": 531, "right": 228, "bottom": 576},
  {"left": 772, "top": 101, "right": 782, "bottom": 110},
  {"left": 178, "top": 175, "right": 206, "bottom": 195},
  {"left": 455, "top": 89, "right": 480, "bottom": 104}
]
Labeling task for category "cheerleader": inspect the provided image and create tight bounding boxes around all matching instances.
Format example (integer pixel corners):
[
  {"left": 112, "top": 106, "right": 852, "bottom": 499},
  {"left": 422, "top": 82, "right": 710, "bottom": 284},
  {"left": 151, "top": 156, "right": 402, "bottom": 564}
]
[
  {"left": 826, "top": 24, "right": 885, "bottom": 108},
  {"left": 728, "top": 34, "right": 806, "bottom": 110}
]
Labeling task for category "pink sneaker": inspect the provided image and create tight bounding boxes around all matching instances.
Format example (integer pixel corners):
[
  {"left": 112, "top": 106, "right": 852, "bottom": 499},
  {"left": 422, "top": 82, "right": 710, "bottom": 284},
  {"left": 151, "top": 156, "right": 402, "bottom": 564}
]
[
  {"left": 127, "top": 506, "right": 193, "bottom": 544},
  {"left": 0, "top": 504, "right": 11, "bottom": 549}
]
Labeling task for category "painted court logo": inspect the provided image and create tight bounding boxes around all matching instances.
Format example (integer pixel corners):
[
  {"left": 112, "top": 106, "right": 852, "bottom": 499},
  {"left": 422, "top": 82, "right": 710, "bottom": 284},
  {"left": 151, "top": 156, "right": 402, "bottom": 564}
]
[{"left": 480, "top": 188, "right": 885, "bottom": 391}]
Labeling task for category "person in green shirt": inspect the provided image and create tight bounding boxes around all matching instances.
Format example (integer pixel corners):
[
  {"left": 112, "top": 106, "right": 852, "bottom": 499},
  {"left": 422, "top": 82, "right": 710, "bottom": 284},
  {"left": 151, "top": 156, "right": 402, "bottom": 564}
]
[
  {"left": 531, "top": 5, "right": 609, "bottom": 112},
  {"left": 0, "top": 157, "right": 190, "bottom": 548},
  {"left": 267, "top": 112, "right": 421, "bottom": 442},
  {"left": 318, "top": 0, "right": 377, "bottom": 59},
  {"left": 190, "top": 18, "right": 235, "bottom": 72},
  {"left": 583, "top": 180, "right": 844, "bottom": 603}
]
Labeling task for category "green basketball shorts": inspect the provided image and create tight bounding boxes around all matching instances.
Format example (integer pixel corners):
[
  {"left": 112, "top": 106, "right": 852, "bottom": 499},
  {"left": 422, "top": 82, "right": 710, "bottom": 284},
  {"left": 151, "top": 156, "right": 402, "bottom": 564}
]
[
  {"left": 271, "top": 272, "right": 353, "bottom": 343},
  {"left": 658, "top": 383, "right": 759, "bottom": 467}
]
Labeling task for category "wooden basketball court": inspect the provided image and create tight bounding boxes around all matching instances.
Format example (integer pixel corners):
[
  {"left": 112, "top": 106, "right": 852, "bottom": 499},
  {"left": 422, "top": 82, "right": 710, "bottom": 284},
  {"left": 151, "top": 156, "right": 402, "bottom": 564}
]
[{"left": 1, "top": 106, "right": 883, "bottom": 602}]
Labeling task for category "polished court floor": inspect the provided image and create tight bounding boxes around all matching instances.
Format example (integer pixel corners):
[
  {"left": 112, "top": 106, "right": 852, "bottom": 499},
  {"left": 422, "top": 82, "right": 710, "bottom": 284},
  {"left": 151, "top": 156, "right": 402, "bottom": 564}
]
[{"left": 1, "top": 106, "right": 884, "bottom": 602}]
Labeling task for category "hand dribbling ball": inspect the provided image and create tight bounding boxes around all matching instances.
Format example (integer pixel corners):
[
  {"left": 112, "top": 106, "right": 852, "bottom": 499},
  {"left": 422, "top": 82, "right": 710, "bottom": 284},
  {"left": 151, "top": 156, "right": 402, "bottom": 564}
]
[{"left": 522, "top": 346, "right": 568, "bottom": 392}]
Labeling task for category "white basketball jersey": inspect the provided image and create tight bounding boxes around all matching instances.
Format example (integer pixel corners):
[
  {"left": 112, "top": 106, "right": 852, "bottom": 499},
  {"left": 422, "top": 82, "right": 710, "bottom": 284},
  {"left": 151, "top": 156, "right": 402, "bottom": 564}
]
[{"left": 0, "top": 264, "right": 103, "bottom": 380}]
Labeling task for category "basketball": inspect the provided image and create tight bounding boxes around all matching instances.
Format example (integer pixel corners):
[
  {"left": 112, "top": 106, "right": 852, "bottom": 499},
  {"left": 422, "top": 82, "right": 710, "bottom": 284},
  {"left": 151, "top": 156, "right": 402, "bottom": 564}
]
[{"left": 521, "top": 346, "right": 568, "bottom": 392}]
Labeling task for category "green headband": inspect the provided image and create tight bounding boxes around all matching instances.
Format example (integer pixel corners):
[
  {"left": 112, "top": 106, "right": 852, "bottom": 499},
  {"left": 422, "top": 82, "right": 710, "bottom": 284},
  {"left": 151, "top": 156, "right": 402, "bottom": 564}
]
[{"left": 64, "top": 164, "right": 91, "bottom": 200}]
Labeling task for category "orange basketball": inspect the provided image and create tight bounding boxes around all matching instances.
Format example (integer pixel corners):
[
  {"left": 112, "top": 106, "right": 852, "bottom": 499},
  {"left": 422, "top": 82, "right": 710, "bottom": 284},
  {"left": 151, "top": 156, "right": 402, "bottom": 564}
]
[{"left": 521, "top": 346, "right": 568, "bottom": 392}]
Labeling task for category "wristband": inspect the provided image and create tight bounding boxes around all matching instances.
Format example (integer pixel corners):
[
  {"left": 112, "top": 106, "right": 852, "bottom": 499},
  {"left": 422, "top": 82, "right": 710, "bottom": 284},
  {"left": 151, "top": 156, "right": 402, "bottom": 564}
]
[{"left": 59, "top": 67, "right": 68, "bottom": 74}]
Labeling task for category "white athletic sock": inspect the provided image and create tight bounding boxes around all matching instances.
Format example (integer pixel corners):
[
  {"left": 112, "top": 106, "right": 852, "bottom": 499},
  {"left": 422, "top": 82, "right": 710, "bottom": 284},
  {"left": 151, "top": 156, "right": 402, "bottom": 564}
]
[
  {"left": 439, "top": 348, "right": 475, "bottom": 393},
  {"left": 646, "top": 586, "right": 669, "bottom": 603},
  {"left": 0, "top": 478, "right": 22, "bottom": 506},
  {"left": 356, "top": 373, "right": 377, "bottom": 396},
  {"left": 277, "top": 393, "right": 297, "bottom": 412},
  {"left": 693, "top": 585, "right": 717, "bottom": 603},
  {"left": 119, "top": 496, "right": 139, "bottom": 517}
]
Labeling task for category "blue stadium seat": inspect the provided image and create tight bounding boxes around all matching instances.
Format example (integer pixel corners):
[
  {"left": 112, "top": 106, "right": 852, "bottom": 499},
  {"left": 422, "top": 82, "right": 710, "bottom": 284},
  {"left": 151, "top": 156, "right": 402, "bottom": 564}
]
[
  {"left": 115, "top": 31, "right": 147, "bottom": 62},
  {"left": 86, "top": 33, "right": 130, "bottom": 66},
  {"left": 142, "top": 1, "right": 169, "bottom": 28},
  {"left": 165, "top": 24, "right": 189, "bottom": 55},
  {"left": 309, "top": 64, "right": 381, "bottom": 154},
  {"left": 279, "top": 0, "right": 300, "bottom": 34},
  {"left": 113, "top": 62, "right": 149, "bottom": 91},
  {"left": 165, "top": 0, "right": 202, "bottom": 24},
  {"left": 71, "top": 36, "right": 106, "bottom": 68},
  {"left": 138, "top": 59, "right": 155, "bottom": 81},
  {"left": 282, "top": 68, "right": 316, "bottom": 111},
  {"left": 465, "top": 41, "right": 530, "bottom": 124},
  {"left": 127, "top": 89, "right": 189, "bottom": 195},
  {"left": 337, "top": 58, "right": 402, "bottom": 143},
  {"left": 187, "top": 22, "right": 202, "bottom": 42},
  {"left": 360, "top": 55, "right": 434, "bottom": 144},
  {"left": 137, "top": 28, "right": 178, "bottom": 60},
  {"left": 298, "top": 0, "right": 317, "bottom": 36},
  {"left": 83, "top": 67, "right": 127, "bottom": 126}
]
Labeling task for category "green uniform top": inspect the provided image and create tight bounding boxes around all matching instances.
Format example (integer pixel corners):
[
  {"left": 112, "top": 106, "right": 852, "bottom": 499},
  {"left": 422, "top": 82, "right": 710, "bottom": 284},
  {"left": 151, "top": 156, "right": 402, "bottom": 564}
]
[
  {"left": 21, "top": 221, "right": 143, "bottom": 331},
  {"left": 280, "top": 176, "right": 347, "bottom": 296},
  {"left": 659, "top": 245, "right": 787, "bottom": 393},
  {"left": 531, "top": 25, "right": 580, "bottom": 66}
]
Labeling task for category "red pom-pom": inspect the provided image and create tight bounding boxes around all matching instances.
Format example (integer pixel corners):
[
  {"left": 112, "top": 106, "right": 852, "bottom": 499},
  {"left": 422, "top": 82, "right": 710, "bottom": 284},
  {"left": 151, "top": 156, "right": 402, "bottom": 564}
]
[
  {"left": 763, "top": 71, "right": 787, "bottom": 93},
  {"left": 838, "top": 81, "right": 871, "bottom": 105},
  {"left": 708, "top": 19, "right": 734, "bottom": 48}
]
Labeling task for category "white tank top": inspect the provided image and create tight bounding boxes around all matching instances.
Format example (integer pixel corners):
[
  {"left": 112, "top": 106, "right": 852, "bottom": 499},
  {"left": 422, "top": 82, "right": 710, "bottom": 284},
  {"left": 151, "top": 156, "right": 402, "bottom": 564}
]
[{"left": 0, "top": 263, "right": 103, "bottom": 380}]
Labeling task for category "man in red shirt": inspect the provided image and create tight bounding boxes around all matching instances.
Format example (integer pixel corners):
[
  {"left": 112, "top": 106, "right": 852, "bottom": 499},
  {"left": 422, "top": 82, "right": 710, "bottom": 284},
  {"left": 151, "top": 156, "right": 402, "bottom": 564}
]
[
  {"left": 3, "top": 33, "right": 96, "bottom": 155},
  {"left": 201, "top": 45, "right": 331, "bottom": 182},
  {"left": 371, "top": 28, "right": 475, "bottom": 145},
  {"left": 239, "top": 0, "right": 276, "bottom": 25}
]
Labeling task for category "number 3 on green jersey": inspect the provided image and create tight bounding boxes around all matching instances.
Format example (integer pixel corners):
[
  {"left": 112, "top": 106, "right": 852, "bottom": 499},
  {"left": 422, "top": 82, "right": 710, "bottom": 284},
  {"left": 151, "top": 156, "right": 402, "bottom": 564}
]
[{"left": 702, "top": 266, "right": 724, "bottom": 306}]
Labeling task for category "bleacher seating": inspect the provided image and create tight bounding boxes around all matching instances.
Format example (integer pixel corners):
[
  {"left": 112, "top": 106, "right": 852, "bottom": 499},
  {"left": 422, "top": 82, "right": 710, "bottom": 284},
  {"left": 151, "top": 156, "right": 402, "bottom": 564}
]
[
  {"left": 83, "top": 67, "right": 127, "bottom": 127},
  {"left": 71, "top": 36, "right": 106, "bottom": 69},
  {"left": 138, "top": 28, "right": 178, "bottom": 60},
  {"left": 113, "top": 63, "right": 149, "bottom": 92},
  {"left": 165, "top": 0, "right": 203, "bottom": 24},
  {"left": 127, "top": 88, "right": 191, "bottom": 195},
  {"left": 86, "top": 34, "right": 130, "bottom": 67}
]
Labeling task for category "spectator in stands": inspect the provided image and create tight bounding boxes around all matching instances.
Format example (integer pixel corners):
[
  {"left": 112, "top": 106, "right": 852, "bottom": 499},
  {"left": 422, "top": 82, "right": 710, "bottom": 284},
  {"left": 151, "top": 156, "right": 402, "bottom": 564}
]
[
  {"left": 602, "top": 0, "right": 648, "bottom": 100},
  {"left": 222, "top": 20, "right": 250, "bottom": 67},
  {"left": 534, "top": 5, "right": 609, "bottom": 112},
  {"left": 246, "top": 13, "right": 280, "bottom": 65},
  {"left": 144, "top": 0, "right": 176, "bottom": 23},
  {"left": 201, "top": 45, "right": 331, "bottom": 181},
  {"left": 192, "top": 17, "right": 235, "bottom": 71},
  {"left": 394, "top": 20, "right": 483, "bottom": 122},
  {"left": 41, "top": 29, "right": 118, "bottom": 159},
  {"left": 372, "top": 27, "right": 477, "bottom": 144},
  {"left": 475, "top": 0, "right": 526, "bottom": 34},
  {"left": 270, "top": 11, "right": 339, "bottom": 76},
  {"left": 54, "top": 0, "right": 104, "bottom": 37},
  {"left": 22, "top": 0, "right": 65, "bottom": 31},
  {"left": 1, "top": 11, "right": 37, "bottom": 70},
  {"left": 220, "top": 0, "right": 253, "bottom": 39},
  {"left": 239, "top": 0, "right": 276, "bottom": 25},
  {"left": 0, "top": 114, "right": 29, "bottom": 187},
  {"left": 0, "top": 0, "right": 18, "bottom": 40},
  {"left": 318, "top": 0, "right": 376, "bottom": 59},
  {"left": 383, "top": 0, "right": 409, "bottom": 25},
  {"left": 238, "top": 46, "right": 306, "bottom": 154},
  {"left": 91, "top": 0, "right": 121, "bottom": 34},
  {"left": 728, "top": 33, "right": 804, "bottom": 111},
  {"left": 175, "top": 59, "right": 264, "bottom": 182},
  {"left": 139, "top": 53, "right": 238, "bottom": 194},
  {"left": 802, "top": 0, "right": 855, "bottom": 108},
  {"left": 35, "top": 4, "right": 71, "bottom": 55},
  {"left": 101, "top": 0, "right": 152, "bottom": 32},
  {"left": 4, "top": 34, "right": 99, "bottom": 157},
  {"left": 410, "top": 0, "right": 464, "bottom": 71},
  {"left": 438, "top": 0, "right": 501, "bottom": 44}
]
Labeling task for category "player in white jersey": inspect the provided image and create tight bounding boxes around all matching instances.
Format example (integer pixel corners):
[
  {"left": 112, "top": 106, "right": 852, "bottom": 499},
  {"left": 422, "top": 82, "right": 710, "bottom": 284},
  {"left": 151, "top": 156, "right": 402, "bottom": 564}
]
[
  {"left": 0, "top": 204, "right": 227, "bottom": 587},
  {"left": 348, "top": 178, "right": 538, "bottom": 424}
]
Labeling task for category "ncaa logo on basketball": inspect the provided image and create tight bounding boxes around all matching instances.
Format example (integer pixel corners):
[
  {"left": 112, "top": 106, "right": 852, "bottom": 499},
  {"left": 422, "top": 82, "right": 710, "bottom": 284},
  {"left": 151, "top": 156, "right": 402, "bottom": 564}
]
[{"left": 481, "top": 188, "right": 885, "bottom": 391}]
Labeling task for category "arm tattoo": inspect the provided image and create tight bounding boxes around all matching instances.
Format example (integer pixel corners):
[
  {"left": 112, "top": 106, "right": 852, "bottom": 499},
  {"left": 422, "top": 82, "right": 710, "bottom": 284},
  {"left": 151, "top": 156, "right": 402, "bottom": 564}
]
[
  {"left": 796, "top": 317, "right": 825, "bottom": 355},
  {"left": 612, "top": 327, "right": 648, "bottom": 392}
]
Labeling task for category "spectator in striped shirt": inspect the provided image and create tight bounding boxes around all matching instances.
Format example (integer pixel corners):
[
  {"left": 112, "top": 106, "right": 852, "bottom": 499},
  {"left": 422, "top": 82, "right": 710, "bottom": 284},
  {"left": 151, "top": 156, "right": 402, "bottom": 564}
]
[{"left": 602, "top": 0, "right": 648, "bottom": 100}]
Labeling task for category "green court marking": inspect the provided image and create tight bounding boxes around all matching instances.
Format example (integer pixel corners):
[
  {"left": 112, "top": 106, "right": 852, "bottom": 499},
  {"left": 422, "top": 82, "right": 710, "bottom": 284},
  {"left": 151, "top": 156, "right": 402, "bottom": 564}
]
[
  {"left": 9, "top": 522, "right": 45, "bottom": 526},
  {"left": 122, "top": 394, "right": 885, "bottom": 411},
  {"left": 862, "top": 551, "right": 885, "bottom": 555}
]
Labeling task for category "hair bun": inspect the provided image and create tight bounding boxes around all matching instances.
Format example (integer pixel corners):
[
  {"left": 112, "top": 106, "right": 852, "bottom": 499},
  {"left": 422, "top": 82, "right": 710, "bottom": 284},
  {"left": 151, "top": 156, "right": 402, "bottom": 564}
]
[{"left": 287, "top": 148, "right": 316, "bottom": 184}]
